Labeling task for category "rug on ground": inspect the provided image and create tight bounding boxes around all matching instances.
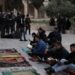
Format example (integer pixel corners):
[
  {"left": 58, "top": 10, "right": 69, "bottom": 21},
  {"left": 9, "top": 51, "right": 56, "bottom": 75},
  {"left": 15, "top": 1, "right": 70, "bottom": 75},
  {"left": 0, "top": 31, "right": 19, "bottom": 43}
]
[
  {"left": 2, "top": 69, "right": 40, "bottom": 75},
  {"left": 22, "top": 48, "right": 31, "bottom": 54},
  {"left": 0, "top": 49, "right": 30, "bottom": 67}
]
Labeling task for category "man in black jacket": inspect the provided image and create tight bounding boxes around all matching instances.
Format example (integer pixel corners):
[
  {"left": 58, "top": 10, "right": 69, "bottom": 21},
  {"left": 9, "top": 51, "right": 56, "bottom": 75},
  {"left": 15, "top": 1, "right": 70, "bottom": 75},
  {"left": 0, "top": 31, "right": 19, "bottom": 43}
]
[
  {"left": 25, "top": 14, "right": 31, "bottom": 34},
  {"left": 47, "top": 28, "right": 62, "bottom": 47},
  {"left": 45, "top": 43, "right": 75, "bottom": 74},
  {"left": 45, "top": 41, "right": 69, "bottom": 61},
  {"left": 19, "top": 13, "right": 27, "bottom": 41}
]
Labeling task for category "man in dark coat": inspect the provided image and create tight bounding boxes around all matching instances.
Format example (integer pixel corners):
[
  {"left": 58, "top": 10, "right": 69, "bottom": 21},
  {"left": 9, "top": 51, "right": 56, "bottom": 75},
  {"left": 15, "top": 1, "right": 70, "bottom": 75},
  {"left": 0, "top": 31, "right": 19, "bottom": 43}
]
[
  {"left": 47, "top": 28, "right": 62, "bottom": 47},
  {"left": 65, "top": 18, "right": 71, "bottom": 30},
  {"left": 45, "top": 44, "right": 75, "bottom": 74},
  {"left": 10, "top": 12, "right": 15, "bottom": 34},
  {"left": 49, "top": 17, "right": 55, "bottom": 26},
  {"left": 45, "top": 41, "right": 69, "bottom": 61},
  {"left": 25, "top": 14, "right": 31, "bottom": 34},
  {"left": 1, "top": 12, "right": 6, "bottom": 38},
  {"left": 57, "top": 15, "right": 66, "bottom": 33},
  {"left": 16, "top": 12, "right": 21, "bottom": 32},
  {"left": 19, "top": 14, "right": 27, "bottom": 41},
  {"left": 0, "top": 12, "right": 3, "bottom": 37}
]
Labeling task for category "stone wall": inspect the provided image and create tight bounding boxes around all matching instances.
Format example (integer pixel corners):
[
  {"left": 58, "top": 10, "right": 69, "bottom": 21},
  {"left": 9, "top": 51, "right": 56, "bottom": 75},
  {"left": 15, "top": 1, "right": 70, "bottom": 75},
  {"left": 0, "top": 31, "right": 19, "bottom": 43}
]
[{"left": 31, "top": 23, "right": 55, "bottom": 31}]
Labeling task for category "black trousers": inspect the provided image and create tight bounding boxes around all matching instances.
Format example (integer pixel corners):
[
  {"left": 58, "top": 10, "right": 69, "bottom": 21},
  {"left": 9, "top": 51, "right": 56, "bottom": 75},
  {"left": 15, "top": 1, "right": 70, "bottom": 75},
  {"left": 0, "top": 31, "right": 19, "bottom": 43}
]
[
  {"left": 26, "top": 25, "right": 31, "bottom": 34},
  {"left": 28, "top": 52, "right": 46, "bottom": 61},
  {"left": 20, "top": 27, "right": 26, "bottom": 40}
]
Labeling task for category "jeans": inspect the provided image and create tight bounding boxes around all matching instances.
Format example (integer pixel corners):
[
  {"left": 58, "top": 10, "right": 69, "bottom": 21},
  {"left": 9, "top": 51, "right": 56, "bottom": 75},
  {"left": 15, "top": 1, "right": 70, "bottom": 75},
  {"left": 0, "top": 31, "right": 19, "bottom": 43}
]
[{"left": 52, "top": 60, "right": 75, "bottom": 72}]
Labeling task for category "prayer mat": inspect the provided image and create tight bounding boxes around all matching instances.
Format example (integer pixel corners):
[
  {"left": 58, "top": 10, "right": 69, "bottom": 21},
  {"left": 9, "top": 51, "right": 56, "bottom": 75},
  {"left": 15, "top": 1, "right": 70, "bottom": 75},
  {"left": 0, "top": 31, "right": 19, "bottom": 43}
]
[
  {"left": 22, "top": 48, "right": 31, "bottom": 54},
  {"left": 0, "top": 49, "right": 30, "bottom": 67},
  {"left": 0, "top": 72, "right": 2, "bottom": 75},
  {"left": 2, "top": 70, "right": 39, "bottom": 75}
]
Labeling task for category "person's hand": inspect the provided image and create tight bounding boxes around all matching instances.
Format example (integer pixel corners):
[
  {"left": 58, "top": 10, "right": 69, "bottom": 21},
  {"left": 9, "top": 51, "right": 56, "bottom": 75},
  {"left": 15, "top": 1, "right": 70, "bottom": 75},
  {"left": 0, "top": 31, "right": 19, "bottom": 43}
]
[
  {"left": 27, "top": 44, "right": 32, "bottom": 49},
  {"left": 44, "top": 49, "right": 48, "bottom": 54},
  {"left": 47, "top": 57, "right": 58, "bottom": 65}
]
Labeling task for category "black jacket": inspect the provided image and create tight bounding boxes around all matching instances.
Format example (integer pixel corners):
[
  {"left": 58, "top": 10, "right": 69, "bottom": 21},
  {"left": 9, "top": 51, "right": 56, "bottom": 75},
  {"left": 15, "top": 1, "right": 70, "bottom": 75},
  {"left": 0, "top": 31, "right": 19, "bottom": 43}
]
[
  {"left": 66, "top": 52, "right": 75, "bottom": 64},
  {"left": 48, "top": 47, "right": 69, "bottom": 60},
  {"left": 48, "top": 31, "right": 62, "bottom": 46}
]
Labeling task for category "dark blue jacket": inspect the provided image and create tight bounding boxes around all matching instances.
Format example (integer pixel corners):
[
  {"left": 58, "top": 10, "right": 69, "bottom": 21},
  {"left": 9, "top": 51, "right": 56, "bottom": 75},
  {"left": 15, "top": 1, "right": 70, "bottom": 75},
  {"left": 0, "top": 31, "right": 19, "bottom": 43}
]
[{"left": 32, "top": 40, "right": 46, "bottom": 54}]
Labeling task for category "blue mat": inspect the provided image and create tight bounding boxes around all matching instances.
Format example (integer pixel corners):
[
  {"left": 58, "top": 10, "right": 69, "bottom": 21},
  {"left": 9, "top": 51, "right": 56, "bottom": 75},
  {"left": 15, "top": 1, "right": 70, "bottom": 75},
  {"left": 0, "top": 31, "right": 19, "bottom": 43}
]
[{"left": 22, "top": 48, "right": 31, "bottom": 53}]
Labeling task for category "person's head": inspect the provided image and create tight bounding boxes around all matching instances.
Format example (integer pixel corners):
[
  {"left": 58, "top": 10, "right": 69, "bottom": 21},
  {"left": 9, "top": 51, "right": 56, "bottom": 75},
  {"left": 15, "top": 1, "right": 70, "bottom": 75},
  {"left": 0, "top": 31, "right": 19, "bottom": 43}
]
[
  {"left": 70, "top": 44, "right": 75, "bottom": 52},
  {"left": 32, "top": 32, "right": 36, "bottom": 38},
  {"left": 53, "top": 41, "right": 62, "bottom": 49},
  {"left": 38, "top": 27, "right": 44, "bottom": 33},
  {"left": 26, "top": 14, "right": 29, "bottom": 17},
  {"left": 35, "top": 35, "right": 40, "bottom": 42},
  {"left": 53, "top": 27, "right": 58, "bottom": 32}
]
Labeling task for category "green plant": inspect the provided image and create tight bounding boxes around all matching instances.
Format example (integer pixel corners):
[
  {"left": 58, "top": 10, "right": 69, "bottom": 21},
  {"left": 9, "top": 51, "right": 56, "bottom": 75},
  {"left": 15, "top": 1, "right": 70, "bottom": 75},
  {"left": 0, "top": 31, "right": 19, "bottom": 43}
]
[{"left": 45, "top": 0, "right": 75, "bottom": 17}]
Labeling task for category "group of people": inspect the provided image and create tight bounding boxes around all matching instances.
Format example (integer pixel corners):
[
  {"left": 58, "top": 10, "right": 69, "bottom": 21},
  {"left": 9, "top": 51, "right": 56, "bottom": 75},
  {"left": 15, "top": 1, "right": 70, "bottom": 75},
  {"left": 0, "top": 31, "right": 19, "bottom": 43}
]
[
  {"left": 28, "top": 27, "right": 75, "bottom": 75},
  {"left": 0, "top": 11, "right": 31, "bottom": 40},
  {"left": 49, "top": 15, "right": 71, "bottom": 33}
]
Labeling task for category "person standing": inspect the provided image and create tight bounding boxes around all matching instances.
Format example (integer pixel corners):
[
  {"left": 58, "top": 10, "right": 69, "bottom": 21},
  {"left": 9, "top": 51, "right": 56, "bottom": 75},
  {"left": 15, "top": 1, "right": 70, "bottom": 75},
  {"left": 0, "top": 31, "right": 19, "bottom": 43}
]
[
  {"left": 1, "top": 12, "right": 6, "bottom": 38},
  {"left": 0, "top": 12, "right": 3, "bottom": 37},
  {"left": 16, "top": 12, "right": 20, "bottom": 32},
  {"left": 49, "top": 17, "right": 55, "bottom": 26},
  {"left": 19, "top": 13, "right": 27, "bottom": 41},
  {"left": 10, "top": 12, "right": 15, "bottom": 34},
  {"left": 65, "top": 18, "right": 71, "bottom": 30},
  {"left": 25, "top": 14, "right": 31, "bottom": 34},
  {"left": 6, "top": 12, "right": 11, "bottom": 35}
]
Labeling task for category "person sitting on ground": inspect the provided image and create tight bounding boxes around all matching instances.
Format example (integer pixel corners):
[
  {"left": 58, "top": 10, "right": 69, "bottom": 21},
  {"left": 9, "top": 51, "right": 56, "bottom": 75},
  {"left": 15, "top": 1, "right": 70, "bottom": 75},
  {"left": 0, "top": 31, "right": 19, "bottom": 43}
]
[
  {"left": 45, "top": 41, "right": 69, "bottom": 61},
  {"left": 45, "top": 43, "right": 75, "bottom": 75},
  {"left": 47, "top": 28, "right": 62, "bottom": 48},
  {"left": 37, "top": 27, "right": 47, "bottom": 43},
  {"left": 30, "top": 32, "right": 37, "bottom": 47},
  {"left": 29, "top": 35, "right": 47, "bottom": 61}
]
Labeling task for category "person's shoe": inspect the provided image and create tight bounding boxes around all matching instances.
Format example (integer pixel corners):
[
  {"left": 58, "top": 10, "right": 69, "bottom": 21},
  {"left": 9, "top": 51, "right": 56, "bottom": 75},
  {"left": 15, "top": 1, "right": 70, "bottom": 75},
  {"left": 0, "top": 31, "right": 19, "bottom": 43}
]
[
  {"left": 20, "top": 39, "right": 23, "bottom": 41},
  {"left": 24, "top": 39, "right": 27, "bottom": 41}
]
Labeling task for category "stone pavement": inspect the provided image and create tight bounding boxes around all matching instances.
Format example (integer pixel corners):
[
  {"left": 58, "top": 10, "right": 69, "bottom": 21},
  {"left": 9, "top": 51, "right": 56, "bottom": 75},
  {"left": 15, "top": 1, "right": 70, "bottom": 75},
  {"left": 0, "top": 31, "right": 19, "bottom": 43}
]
[{"left": 0, "top": 31, "right": 75, "bottom": 75}]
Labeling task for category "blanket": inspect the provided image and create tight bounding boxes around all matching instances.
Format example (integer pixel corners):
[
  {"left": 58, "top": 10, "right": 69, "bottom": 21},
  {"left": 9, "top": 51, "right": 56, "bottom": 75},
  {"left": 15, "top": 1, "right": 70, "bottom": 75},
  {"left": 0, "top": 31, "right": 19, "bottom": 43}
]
[{"left": 0, "top": 49, "right": 30, "bottom": 67}]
